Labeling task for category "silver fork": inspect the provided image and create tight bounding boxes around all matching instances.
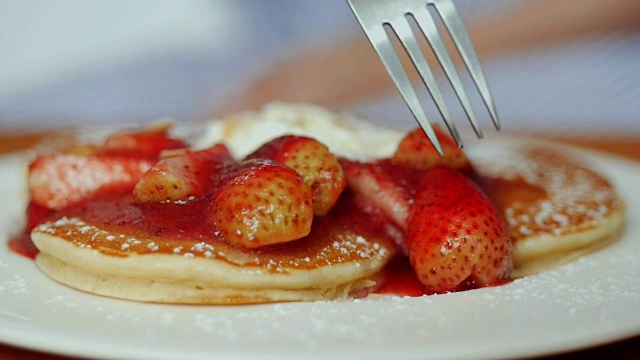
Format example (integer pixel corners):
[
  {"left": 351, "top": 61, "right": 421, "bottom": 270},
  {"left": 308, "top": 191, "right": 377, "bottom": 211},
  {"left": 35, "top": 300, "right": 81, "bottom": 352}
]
[{"left": 346, "top": 0, "right": 500, "bottom": 154}]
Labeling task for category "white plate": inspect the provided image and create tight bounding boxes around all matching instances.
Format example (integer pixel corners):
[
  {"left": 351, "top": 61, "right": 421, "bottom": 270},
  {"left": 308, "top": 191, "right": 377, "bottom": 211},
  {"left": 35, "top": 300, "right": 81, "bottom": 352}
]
[{"left": 1, "top": 139, "right": 640, "bottom": 360}]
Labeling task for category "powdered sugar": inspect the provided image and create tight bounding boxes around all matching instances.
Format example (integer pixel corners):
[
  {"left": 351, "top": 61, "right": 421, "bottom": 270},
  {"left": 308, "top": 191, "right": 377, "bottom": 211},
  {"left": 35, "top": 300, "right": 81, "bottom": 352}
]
[
  {"left": 32, "top": 214, "right": 392, "bottom": 279},
  {"left": 0, "top": 275, "right": 28, "bottom": 295},
  {"left": 23, "top": 248, "right": 639, "bottom": 349},
  {"left": 471, "top": 144, "right": 621, "bottom": 239}
]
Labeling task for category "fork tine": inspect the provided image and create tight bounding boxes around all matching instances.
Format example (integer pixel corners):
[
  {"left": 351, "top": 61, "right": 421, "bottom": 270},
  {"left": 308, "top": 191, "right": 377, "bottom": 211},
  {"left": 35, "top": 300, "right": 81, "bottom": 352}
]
[
  {"left": 412, "top": 6, "right": 483, "bottom": 139},
  {"left": 362, "top": 24, "right": 444, "bottom": 155},
  {"left": 432, "top": 0, "right": 500, "bottom": 130},
  {"left": 389, "top": 17, "right": 462, "bottom": 147}
]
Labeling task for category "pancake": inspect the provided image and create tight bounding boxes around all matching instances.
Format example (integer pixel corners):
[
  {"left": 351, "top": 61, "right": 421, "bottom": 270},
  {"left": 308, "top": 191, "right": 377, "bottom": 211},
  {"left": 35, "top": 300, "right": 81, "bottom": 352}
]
[
  {"left": 32, "top": 192, "right": 397, "bottom": 304},
  {"left": 472, "top": 145, "right": 625, "bottom": 278}
]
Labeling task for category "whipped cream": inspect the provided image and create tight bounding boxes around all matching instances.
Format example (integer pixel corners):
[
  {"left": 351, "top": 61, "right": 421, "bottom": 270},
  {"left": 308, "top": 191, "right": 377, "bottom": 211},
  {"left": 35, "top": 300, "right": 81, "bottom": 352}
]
[{"left": 195, "top": 102, "right": 405, "bottom": 161}]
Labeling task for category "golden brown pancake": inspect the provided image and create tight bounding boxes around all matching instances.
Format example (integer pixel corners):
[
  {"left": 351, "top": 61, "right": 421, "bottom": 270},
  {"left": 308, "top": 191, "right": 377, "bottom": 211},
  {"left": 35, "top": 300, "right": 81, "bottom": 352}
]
[
  {"left": 473, "top": 145, "right": 625, "bottom": 278},
  {"left": 32, "top": 192, "right": 397, "bottom": 304}
]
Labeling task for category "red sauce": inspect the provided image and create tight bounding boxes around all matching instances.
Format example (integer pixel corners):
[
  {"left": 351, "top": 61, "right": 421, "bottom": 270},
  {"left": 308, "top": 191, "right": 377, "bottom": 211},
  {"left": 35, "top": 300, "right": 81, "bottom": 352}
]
[
  {"left": 10, "top": 170, "right": 531, "bottom": 298},
  {"left": 374, "top": 255, "right": 512, "bottom": 297},
  {"left": 8, "top": 201, "right": 55, "bottom": 259},
  {"left": 375, "top": 256, "right": 427, "bottom": 297},
  {"left": 20, "top": 188, "right": 400, "bottom": 274},
  {"left": 63, "top": 190, "right": 224, "bottom": 244},
  {"left": 8, "top": 233, "right": 38, "bottom": 260}
]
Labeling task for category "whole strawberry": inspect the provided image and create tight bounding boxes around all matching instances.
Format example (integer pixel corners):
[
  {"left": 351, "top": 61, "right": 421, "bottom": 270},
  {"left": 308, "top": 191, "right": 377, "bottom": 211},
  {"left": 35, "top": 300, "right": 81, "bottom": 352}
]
[
  {"left": 407, "top": 166, "right": 512, "bottom": 293},
  {"left": 210, "top": 158, "right": 314, "bottom": 248},
  {"left": 249, "top": 135, "right": 345, "bottom": 216},
  {"left": 393, "top": 126, "right": 471, "bottom": 171}
]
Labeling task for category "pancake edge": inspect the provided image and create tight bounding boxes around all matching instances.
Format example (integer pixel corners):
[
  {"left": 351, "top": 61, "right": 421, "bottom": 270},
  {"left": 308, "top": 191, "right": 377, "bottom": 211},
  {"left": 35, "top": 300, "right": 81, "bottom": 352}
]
[{"left": 32, "top": 230, "right": 394, "bottom": 304}]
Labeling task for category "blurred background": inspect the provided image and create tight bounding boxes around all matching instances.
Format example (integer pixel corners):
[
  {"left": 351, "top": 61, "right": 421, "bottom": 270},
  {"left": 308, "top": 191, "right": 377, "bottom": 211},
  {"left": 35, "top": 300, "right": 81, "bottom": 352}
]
[{"left": 0, "top": 0, "right": 638, "bottom": 138}]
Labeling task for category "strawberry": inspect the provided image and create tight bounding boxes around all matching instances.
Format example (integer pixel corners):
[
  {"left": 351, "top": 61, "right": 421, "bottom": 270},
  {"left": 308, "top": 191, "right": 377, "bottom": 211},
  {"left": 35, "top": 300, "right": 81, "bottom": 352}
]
[
  {"left": 28, "top": 126, "right": 188, "bottom": 210},
  {"left": 98, "top": 128, "right": 187, "bottom": 158},
  {"left": 393, "top": 126, "right": 471, "bottom": 171},
  {"left": 341, "top": 159, "right": 421, "bottom": 230},
  {"left": 406, "top": 166, "right": 512, "bottom": 293},
  {"left": 133, "top": 144, "right": 232, "bottom": 204},
  {"left": 210, "top": 158, "right": 313, "bottom": 248},
  {"left": 28, "top": 153, "right": 154, "bottom": 210},
  {"left": 249, "top": 135, "right": 345, "bottom": 216}
]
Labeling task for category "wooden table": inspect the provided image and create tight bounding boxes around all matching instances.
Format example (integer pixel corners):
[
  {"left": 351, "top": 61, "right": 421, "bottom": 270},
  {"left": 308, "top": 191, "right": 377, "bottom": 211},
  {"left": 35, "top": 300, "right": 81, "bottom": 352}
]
[{"left": 1, "top": 130, "right": 639, "bottom": 360}]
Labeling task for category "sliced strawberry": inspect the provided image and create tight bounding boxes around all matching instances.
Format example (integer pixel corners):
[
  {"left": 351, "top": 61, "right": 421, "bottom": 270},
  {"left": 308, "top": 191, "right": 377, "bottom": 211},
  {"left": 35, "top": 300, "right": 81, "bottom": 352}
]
[
  {"left": 27, "top": 126, "right": 187, "bottom": 211},
  {"left": 98, "top": 128, "right": 187, "bottom": 158},
  {"left": 28, "top": 153, "right": 154, "bottom": 210},
  {"left": 248, "top": 135, "right": 346, "bottom": 216},
  {"left": 393, "top": 126, "right": 472, "bottom": 171},
  {"left": 210, "top": 158, "right": 313, "bottom": 248},
  {"left": 133, "top": 144, "right": 232, "bottom": 204},
  {"left": 406, "top": 167, "right": 512, "bottom": 293},
  {"left": 350, "top": 192, "right": 408, "bottom": 256},
  {"left": 341, "top": 159, "right": 421, "bottom": 229}
]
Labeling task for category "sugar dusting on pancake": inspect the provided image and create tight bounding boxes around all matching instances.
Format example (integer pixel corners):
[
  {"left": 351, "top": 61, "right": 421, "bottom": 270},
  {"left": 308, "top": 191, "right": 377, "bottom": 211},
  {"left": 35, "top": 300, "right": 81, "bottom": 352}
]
[
  {"left": 31, "top": 190, "right": 398, "bottom": 304},
  {"left": 32, "top": 215, "right": 396, "bottom": 304},
  {"left": 476, "top": 148, "right": 619, "bottom": 238}
]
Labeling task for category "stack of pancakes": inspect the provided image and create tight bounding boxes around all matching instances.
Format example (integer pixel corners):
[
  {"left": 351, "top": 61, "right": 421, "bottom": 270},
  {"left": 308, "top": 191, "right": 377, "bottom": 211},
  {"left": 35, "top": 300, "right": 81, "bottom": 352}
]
[
  {"left": 30, "top": 103, "right": 625, "bottom": 303},
  {"left": 33, "top": 198, "right": 395, "bottom": 304}
]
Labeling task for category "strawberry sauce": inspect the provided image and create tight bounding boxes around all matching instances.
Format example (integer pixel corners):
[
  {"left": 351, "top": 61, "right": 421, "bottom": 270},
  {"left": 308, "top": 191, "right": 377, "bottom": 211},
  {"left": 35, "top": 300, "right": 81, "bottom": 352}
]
[
  {"left": 17, "top": 188, "right": 400, "bottom": 276},
  {"left": 375, "top": 256, "right": 427, "bottom": 297},
  {"left": 8, "top": 234, "right": 38, "bottom": 259},
  {"left": 10, "top": 175, "right": 534, "bottom": 297},
  {"left": 374, "top": 256, "right": 512, "bottom": 297}
]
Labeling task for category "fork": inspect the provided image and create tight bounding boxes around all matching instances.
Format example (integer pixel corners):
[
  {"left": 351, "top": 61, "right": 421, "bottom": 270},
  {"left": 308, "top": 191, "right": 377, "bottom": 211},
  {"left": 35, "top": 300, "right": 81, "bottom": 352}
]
[{"left": 346, "top": 0, "right": 500, "bottom": 155}]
